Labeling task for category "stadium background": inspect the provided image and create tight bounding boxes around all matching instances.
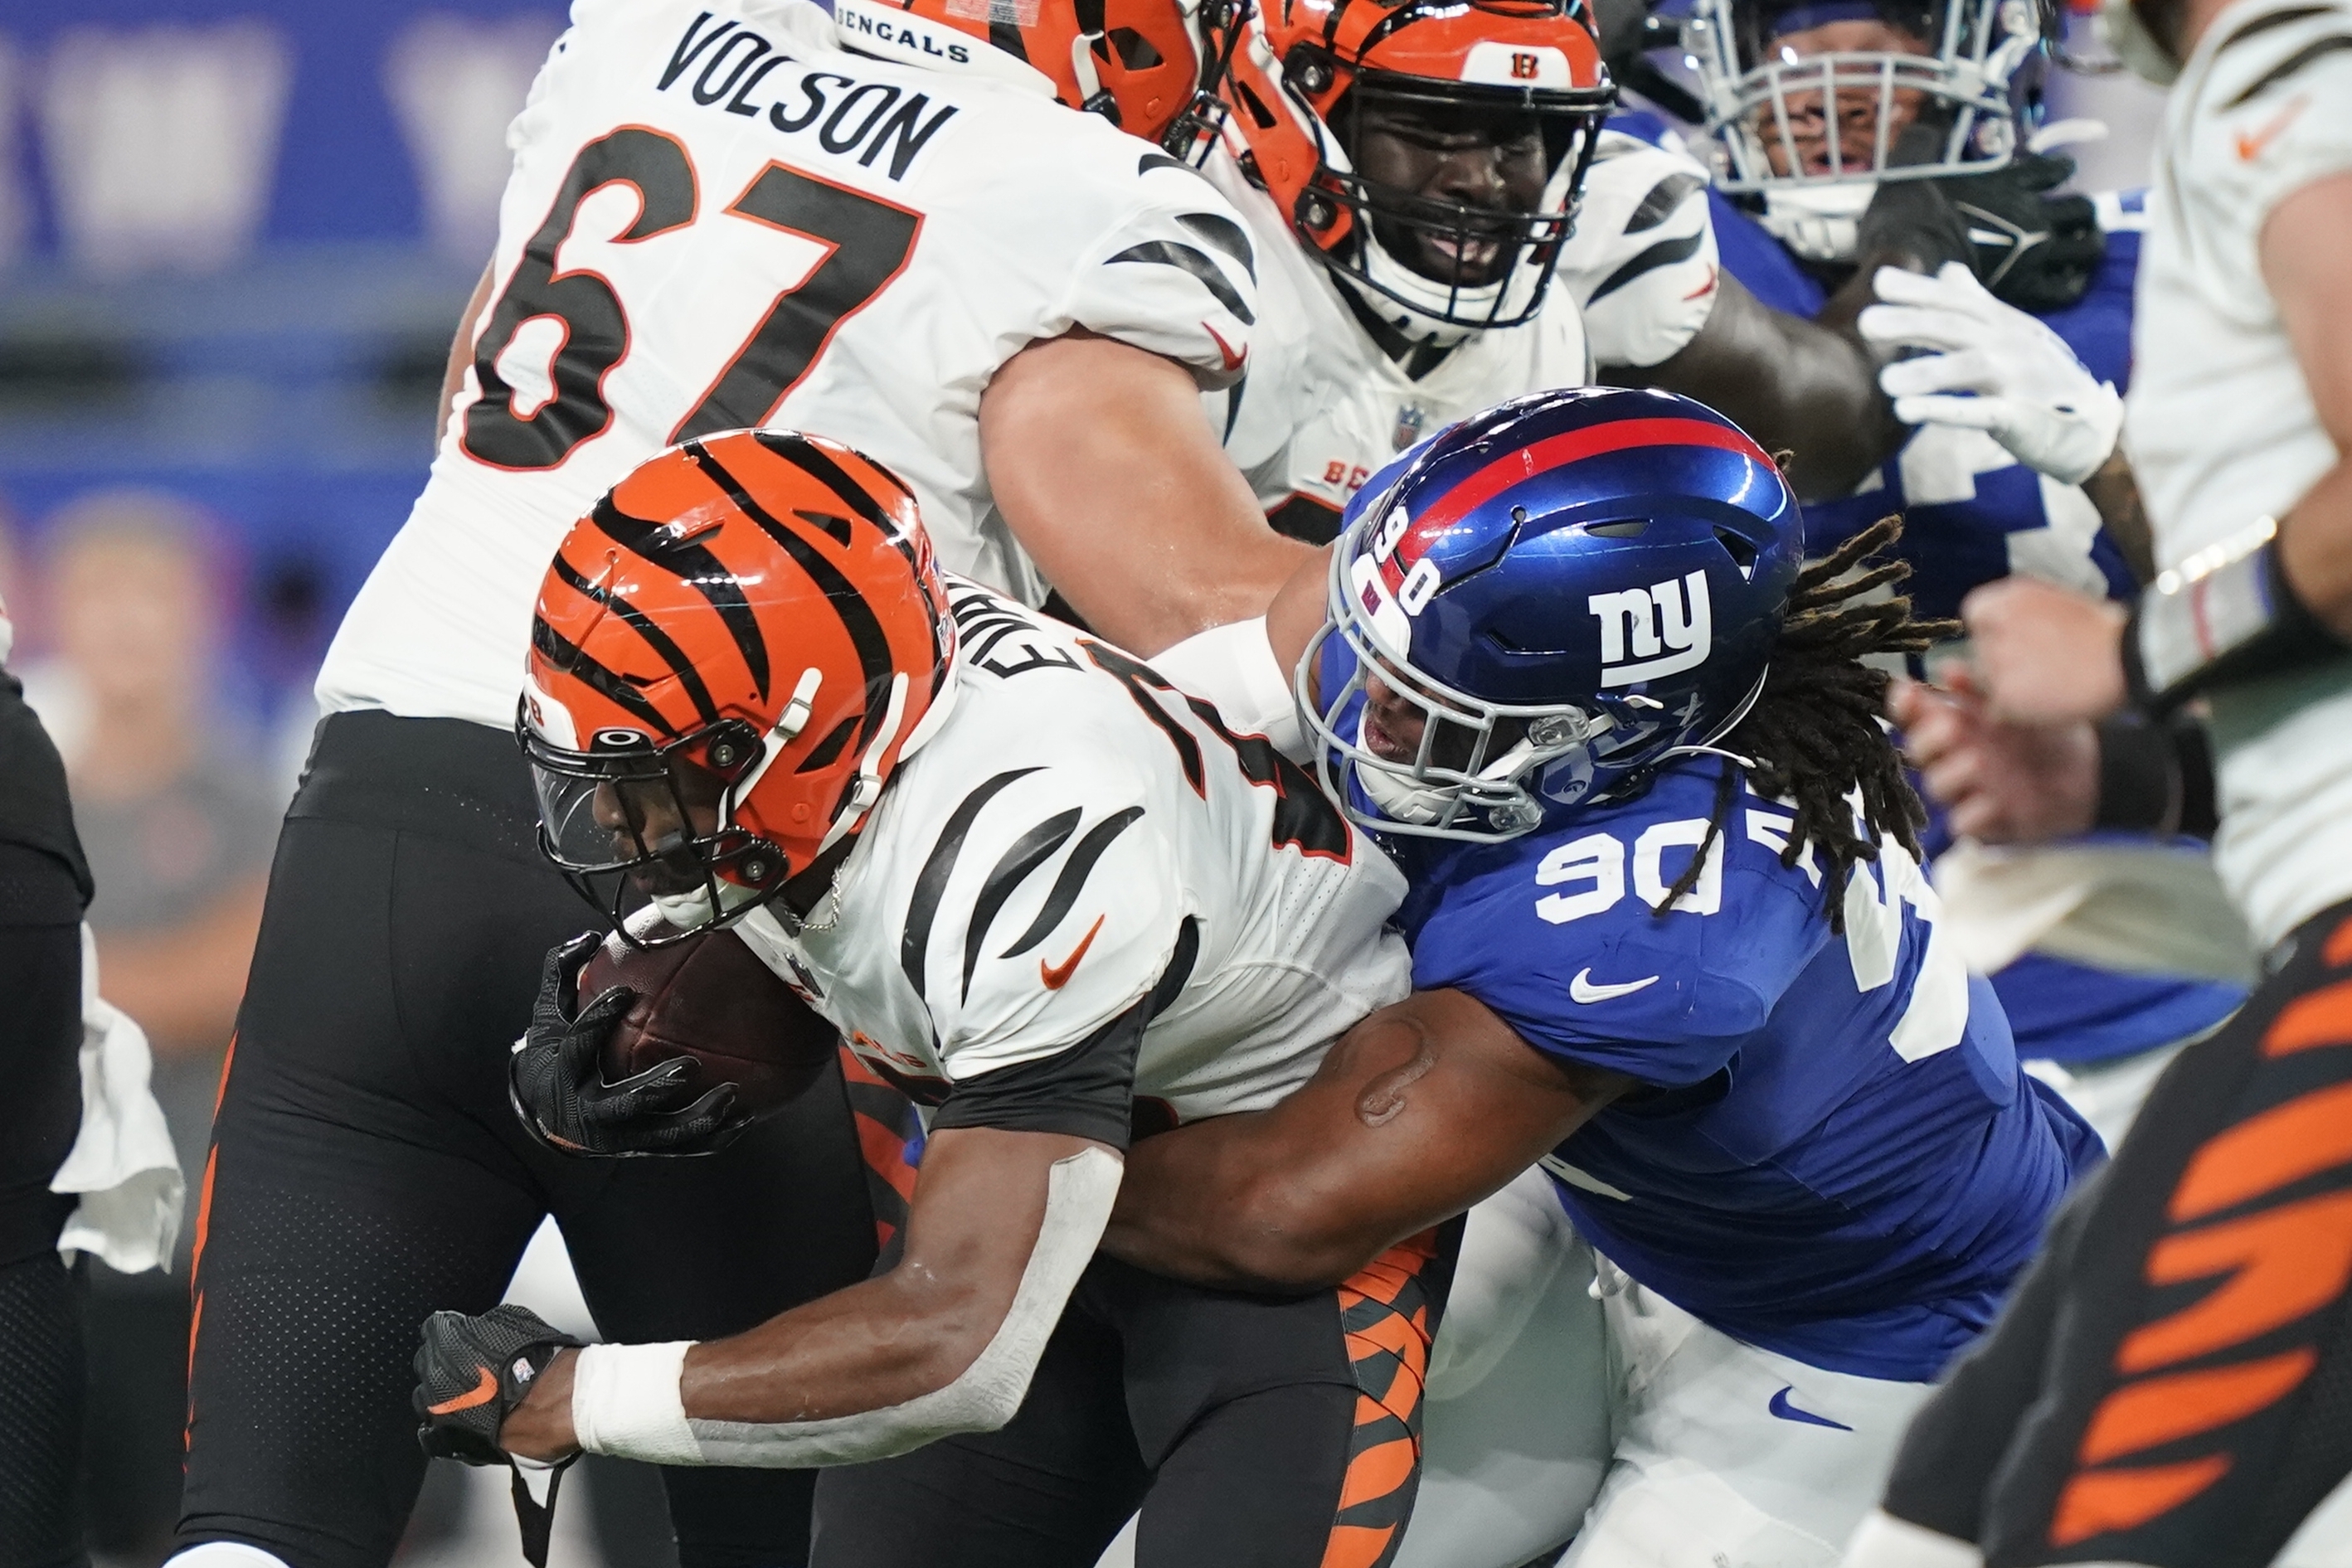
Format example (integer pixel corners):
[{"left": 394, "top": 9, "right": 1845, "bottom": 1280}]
[{"left": 0, "top": 1, "right": 2162, "bottom": 1562}]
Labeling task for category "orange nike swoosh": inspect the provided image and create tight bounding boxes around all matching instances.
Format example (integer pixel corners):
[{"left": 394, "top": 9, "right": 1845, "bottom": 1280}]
[
  {"left": 426, "top": 1367, "right": 500, "bottom": 1416},
  {"left": 1204, "top": 322, "right": 1246, "bottom": 373},
  {"left": 2236, "top": 96, "right": 2308, "bottom": 162},
  {"left": 1039, "top": 915, "right": 1106, "bottom": 991}
]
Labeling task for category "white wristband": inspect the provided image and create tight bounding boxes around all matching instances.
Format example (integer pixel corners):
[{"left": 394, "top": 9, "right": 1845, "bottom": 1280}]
[{"left": 571, "top": 1341, "right": 699, "bottom": 1466}]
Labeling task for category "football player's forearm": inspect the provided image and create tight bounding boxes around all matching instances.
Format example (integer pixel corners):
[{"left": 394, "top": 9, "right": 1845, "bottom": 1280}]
[
  {"left": 2277, "top": 459, "right": 2352, "bottom": 639},
  {"left": 1618, "top": 275, "right": 1904, "bottom": 501},
  {"left": 2082, "top": 447, "right": 2155, "bottom": 585},
  {"left": 1110, "top": 993, "right": 1622, "bottom": 1293},
  {"left": 1105, "top": 1111, "right": 1373, "bottom": 1292},
  {"left": 510, "top": 1131, "right": 1120, "bottom": 1467}
]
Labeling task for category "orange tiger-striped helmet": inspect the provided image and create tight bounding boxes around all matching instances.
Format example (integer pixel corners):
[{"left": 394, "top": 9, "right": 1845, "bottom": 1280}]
[{"left": 521, "top": 429, "right": 955, "bottom": 943}]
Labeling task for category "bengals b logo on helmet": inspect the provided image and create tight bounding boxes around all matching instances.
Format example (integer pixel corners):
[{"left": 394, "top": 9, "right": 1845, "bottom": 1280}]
[{"left": 522, "top": 429, "right": 955, "bottom": 930}]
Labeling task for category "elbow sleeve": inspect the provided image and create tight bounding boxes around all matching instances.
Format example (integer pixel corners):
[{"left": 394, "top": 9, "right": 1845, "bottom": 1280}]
[{"left": 571, "top": 1145, "right": 1122, "bottom": 1468}]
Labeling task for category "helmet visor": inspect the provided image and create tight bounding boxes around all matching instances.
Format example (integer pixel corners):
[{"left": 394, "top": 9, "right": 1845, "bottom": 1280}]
[{"left": 518, "top": 712, "right": 783, "bottom": 944}]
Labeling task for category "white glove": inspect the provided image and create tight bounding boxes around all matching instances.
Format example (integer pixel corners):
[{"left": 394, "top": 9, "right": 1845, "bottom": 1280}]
[{"left": 1859, "top": 262, "right": 2123, "bottom": 485}]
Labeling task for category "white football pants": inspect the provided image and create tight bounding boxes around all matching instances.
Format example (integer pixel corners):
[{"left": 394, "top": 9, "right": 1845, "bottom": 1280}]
[{"left": 1564, "top": 1256, "right": 1937, "bottom": 1568}]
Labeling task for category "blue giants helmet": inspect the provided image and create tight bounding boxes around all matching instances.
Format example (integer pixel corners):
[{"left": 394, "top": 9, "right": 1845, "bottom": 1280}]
[{"left": 1301, "top": 386, "right": 1804, "bottom": 840}]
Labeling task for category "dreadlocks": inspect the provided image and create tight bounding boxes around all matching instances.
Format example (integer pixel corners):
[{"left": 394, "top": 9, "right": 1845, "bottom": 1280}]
[{"left": 1654, "top": 515, "right": 1957, "bottom": 931}]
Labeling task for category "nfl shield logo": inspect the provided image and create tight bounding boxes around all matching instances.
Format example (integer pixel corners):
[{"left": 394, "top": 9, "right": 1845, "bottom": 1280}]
[{"left": 1392, "top": 404, "right": 1426, "bottom": 451}]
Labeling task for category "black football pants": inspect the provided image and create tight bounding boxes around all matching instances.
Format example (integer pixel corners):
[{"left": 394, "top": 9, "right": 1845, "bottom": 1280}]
[
  {"left": 812, "top": 1226, "right": 1460, "bottom": 1568},
  {"left": 175, "top": 711, "right": 905, "bottom": 1568},
  {"left": 0, "top": 847, "right": 91, "bottom": 1568},
  {"left": 1876, "top": 896, "right": 2352, "bottom": 1567}
]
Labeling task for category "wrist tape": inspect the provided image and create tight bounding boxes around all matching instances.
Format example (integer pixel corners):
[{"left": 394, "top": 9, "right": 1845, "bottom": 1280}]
[{"left": 2125, "top": 517, "right": 2345, "bottom": 716}]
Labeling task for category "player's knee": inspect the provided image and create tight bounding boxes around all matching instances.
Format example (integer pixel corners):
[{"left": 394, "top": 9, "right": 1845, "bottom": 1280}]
[{"left": 164, "top": 1543, "right": 298, "bottom": 1568}]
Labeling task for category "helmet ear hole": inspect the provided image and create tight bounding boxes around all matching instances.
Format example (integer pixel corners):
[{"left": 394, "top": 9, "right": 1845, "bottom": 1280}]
[
  {"left": 1714, "top": 525, "right": 1762, "bottom": 577},
  {"left": 1109, "top": 27, "right": 1164, "bottom": 67}
]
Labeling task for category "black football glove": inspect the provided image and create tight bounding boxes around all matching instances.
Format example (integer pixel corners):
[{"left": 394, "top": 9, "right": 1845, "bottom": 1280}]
[
  {"left": 508, "top": 932, "right": 748, "bottom": 1158},
  {"left": 1938, "top": 150, "right": 2105, "bottom": 313},
  {"left": 414, "top": 1303, "right": 586, "bottom": 1568}
]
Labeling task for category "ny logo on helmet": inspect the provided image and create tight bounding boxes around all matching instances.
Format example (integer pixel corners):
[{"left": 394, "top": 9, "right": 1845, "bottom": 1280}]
[{"left": 1588, "top": 571, "right": 1711, "bottom": 686}]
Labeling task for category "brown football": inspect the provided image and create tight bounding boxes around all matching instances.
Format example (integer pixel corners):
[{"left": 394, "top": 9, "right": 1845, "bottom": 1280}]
[{"left": 578, "top": 927, "right": 838, "bottom": 1116}]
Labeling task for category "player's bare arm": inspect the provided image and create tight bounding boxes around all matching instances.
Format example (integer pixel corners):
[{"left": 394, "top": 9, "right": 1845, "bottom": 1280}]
[
  {"left": 980, "top": 330, "right": 1312, "bottom": 656},
  {"left": 2267, "top": 169, "right": 2352, "bottom": 637},
  {"left": 1615, "top": 269, "right": 1907, "bottom": 500},
  {"left": 493, "top": 1124, "right": 1116, "bottom": 1462},
  {"left": 1102, "top": 988, "right": 1632, "bottom": 1292}
]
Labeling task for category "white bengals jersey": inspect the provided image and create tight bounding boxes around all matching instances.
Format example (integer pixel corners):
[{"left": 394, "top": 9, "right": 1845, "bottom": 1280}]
[
  {"left": 318, "top": 0, "right": 1256, "bottom": 731},
  {"left": 1213, "top": 129, "right": 1720, "bottom": 527},
  {"left": 731, "top": 579, "right": 1412, "bottom": 1129},
  {"left": 2128, "top": 0, "right": 2352, "bottom": 944}
]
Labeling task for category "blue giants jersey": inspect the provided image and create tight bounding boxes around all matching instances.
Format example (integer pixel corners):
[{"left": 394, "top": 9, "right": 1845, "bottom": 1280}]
[
  {"left": 1387, "top": 756, "right": 2104, "bottom": 1381},
  {"left": 1606, "top": 106, "right": 2246, "bottom": 1066}
]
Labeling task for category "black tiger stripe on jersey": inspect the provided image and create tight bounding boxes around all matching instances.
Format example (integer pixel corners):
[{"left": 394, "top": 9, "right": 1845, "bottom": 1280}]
[
  {"left": 2222, "top": 32, "right": 2352, "bottom": 105},
  {"left": 590, "top": 497, "right": 773, "bottom": 700},
  {"left": 1106, "top": 240, "right": 1256, "bottom": 323},
  {"left": 999, "top": 806, "right": 1146, "bottom": 959},
  {"left": 687, "top": 439, "right": 897, "bottom": 742},
  {"left": 550, "top": 555, "right": 722, "bottom": 726},
  {"left": 964, "top": 808, "right": 1085, "bottom": 1002},
  {"left": 1178, "top": 211, "right": 1257, "bottom": 279},
  {"left": 1585, "top": 228, "right": 1706, "bottom": 304},
  {"left": 529, "top": 616, "right": 670, "bottom": 731},
  {"left": 901, "top": 768, "right": 1043, "bottom": 1004},
  {"left": 2214, "top": 3, "right": 2335, "bottom": 54},
  {"left": 1626, "top": 171, "right": 1706, "bottom": 234}
]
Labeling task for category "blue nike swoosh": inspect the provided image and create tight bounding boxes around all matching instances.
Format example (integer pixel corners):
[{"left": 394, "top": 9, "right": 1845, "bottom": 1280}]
[{"left": 1767, "top": 1386, "right": 1854, "bottom": 1430}]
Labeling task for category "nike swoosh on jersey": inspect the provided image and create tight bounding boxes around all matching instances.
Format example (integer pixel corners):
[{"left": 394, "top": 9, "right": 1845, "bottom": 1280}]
[
  {"left": 1569, "top": 968, "right": 1660, "bottom": 1003},
  {"left": 2235, "top": 95, "right": 2310, "bottom": 161},
  {"left": 1040, "top": 914, "right": 1107, "bottom": 990},
  {"left": 426, "top": 1367, "right": 501, "bottom": 1416},
  {"left": 1767, "top": 1386, "right": 1854, "bottom": 1430}
]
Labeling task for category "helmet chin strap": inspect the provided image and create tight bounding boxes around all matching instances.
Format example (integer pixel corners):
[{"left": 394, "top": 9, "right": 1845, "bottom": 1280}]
[{"left": 819, "top": 672, "right": 911, "bottom": 857}]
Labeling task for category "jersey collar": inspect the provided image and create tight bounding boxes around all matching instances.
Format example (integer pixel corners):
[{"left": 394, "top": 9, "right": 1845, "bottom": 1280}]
[{"left": 827, "top": 0, "right": 1060, "bottom": 99}]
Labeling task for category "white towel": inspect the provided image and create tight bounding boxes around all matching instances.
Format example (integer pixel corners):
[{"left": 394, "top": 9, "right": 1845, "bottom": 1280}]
[{"left": 50, "top": 925, "right": 185, "bottom": 1274}]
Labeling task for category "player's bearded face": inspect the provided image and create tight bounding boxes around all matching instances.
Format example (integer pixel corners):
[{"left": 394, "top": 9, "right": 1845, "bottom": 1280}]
[
  {"left": 1345, "top": 97, "right": 1551, "bottom": 288},
  {"left": 592, "top": 758, "right": 729, "bottom": 896},
  {"left": 1752, "top": 20, "right": 1934, "bottom": 178}
]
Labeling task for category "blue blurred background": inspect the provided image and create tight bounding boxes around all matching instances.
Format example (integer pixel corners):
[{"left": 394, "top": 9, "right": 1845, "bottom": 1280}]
[{"left": 0, "top": 0, "right": 564, "bottom": 760}]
